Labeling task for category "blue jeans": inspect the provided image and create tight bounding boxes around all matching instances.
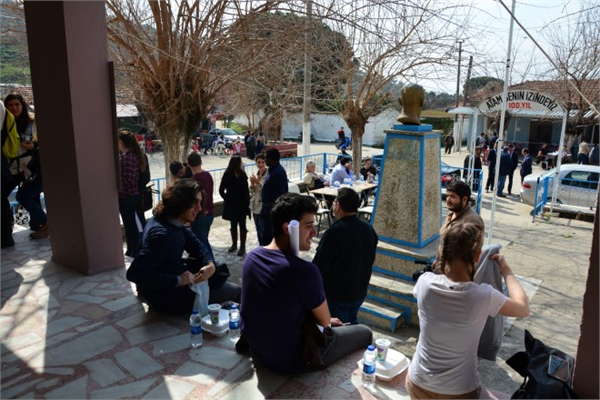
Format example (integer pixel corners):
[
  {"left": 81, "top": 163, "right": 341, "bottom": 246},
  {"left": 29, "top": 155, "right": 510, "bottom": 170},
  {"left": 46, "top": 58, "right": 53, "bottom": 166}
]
[
  {"left": 16, "top": 179, "right": 47, "bottom": 225},
  {"left": 119, "top": 195, "right": 140, "bottom": 256},
  {"left": 327, "top": 297, "right": 365, "bottom": 324},
  {"left": 497, "top": 174, "right": 507, "bottom": 195},
  {"left": 190, "top": 214, "right": 214, "bottom": 260}
]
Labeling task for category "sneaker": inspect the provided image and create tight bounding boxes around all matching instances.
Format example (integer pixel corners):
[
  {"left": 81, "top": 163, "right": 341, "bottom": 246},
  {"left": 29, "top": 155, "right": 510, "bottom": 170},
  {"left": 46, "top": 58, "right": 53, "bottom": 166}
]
[{"left": 30, "top": 224, "right": 49, "bottom": 239}]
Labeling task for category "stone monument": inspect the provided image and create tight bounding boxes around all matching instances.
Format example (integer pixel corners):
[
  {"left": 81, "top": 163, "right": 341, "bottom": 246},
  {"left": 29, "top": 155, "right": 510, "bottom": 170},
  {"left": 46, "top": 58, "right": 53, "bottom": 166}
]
[{"left": 372, "top": 83, "right": 441, "bottom": 248}]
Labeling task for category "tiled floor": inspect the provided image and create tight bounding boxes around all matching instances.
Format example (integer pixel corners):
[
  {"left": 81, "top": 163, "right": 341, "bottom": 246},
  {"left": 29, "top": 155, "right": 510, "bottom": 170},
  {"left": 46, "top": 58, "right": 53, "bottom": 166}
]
[{"left": 1, "top": 223, "right": 409, "bottom": 400}]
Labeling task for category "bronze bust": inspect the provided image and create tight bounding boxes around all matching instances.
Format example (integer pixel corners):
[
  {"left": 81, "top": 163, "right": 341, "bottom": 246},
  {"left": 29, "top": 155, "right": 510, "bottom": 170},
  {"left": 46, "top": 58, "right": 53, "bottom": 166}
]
[{"left": 397, "top": 84, "right": 425, "bottom": 125}]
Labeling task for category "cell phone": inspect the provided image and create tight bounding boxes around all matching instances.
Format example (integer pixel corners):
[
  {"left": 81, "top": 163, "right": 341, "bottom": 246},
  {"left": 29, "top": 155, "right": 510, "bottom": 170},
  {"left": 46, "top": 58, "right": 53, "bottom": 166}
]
[{"left": 548, "top": 354, "right": 570, "bottom": 383}]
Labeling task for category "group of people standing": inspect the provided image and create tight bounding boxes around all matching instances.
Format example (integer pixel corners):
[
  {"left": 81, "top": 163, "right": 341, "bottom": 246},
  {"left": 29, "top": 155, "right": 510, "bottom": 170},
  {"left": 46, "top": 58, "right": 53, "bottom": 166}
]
[{"left": 1, "top": 94, "right": 48, "bottom": 248}]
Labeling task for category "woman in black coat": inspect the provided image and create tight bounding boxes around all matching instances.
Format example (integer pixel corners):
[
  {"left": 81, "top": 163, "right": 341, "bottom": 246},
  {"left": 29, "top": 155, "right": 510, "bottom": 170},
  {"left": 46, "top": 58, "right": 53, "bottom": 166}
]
[{"left": 219, "top": 156, "right": 250, "bottom": 256}]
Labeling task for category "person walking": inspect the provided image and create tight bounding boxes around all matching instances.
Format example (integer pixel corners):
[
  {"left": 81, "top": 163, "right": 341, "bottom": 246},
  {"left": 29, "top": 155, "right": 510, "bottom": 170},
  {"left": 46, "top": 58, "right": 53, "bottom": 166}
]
[
  {"left": 520, "top": 148, "right": 532, "bottom": 184},
  {"left": 444, "top": 134, "right": 455, "bottom": 155},
  {"left": 485, "top": 142, "right": 497, "bottom": 193},
  {"left": 188, "top": 152, "right": 215, "bottom": 260},
  {"left": 496, "top": 146, "right": 512, "bottom": 198},
  {"left": 507, "top": 144, "right": 519, "bottom": 195},
  {"left": 219, "top": 156, "right": 251, "bottom": 256},
  {"left": 118, "top": 131, "right": 147, "bottom": 257},
  {"left": 313, "top": 188, "right": 378, "bottom": 324}
]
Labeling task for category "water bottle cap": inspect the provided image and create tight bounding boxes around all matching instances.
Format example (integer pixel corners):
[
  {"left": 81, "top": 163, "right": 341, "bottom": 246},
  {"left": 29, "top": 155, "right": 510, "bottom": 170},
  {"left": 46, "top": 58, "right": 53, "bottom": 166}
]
[
  {"left": 367, "top": 345, "right": 375, "bottom": 351},
  {"left": 230, "top": 305, "right": 238, "bottom": 310},
  {"left": 192, "top": 309, "right": 199, "bottom": 314}
]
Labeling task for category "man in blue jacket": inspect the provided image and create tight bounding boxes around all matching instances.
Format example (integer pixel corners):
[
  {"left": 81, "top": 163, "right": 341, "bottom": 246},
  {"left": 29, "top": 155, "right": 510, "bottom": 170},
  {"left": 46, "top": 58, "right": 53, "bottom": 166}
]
[
  {"left": 520, "top": 148, "right": 533, "bottom": 184},
  {"left": 496, "top": 146, "right": 512, "bottom": 197},
  {"left": 259, "top": 148, "right": 288, "bottom": 245},
  {"left": 507, "top": 144, "right": 519, "bottom": 195}
]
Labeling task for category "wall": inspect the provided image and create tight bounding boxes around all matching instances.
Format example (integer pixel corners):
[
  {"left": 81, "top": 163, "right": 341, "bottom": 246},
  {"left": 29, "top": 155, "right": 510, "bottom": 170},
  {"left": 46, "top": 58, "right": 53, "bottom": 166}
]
[{"left": 234, "top": 108, "right": 399, "bottom": 145}]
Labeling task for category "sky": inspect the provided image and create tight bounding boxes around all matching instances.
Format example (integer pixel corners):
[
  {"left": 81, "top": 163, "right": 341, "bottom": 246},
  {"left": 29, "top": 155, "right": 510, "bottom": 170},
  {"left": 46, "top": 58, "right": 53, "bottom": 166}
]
[{"left": 421, "top": 0, "right": 589, "bottom": 93}]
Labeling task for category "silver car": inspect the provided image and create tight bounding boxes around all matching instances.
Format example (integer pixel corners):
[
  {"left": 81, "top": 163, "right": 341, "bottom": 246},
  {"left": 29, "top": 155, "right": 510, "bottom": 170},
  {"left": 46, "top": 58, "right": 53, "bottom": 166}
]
[{"left": 520, "top": 164, "right": 600, "bottom": 207}]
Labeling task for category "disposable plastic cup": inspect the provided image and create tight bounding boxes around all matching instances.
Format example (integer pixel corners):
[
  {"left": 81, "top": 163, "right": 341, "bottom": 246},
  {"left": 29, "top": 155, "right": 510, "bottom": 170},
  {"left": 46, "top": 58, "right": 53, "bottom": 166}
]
[
  {"left": 375, "top": 338, "right": 391, "bottom": 362},
  {"left": 208, "top": 304, "right": 221, "bottom": 324}
]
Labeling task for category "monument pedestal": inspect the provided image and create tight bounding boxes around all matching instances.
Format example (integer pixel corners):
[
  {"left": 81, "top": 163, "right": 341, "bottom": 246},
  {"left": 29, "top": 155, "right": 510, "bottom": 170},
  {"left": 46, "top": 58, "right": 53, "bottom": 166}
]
[
  {"left": 372, "top": 124, "right": 442, "bottom": 247},
  {"left": 358, "top": 124, "right": 443, "bottom": 328}
]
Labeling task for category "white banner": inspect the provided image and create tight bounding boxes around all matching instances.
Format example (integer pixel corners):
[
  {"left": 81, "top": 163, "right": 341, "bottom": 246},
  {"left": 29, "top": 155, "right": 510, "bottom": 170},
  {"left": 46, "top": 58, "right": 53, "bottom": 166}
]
[{"left": 478, "top": 90, "right": 565, "bottom": 114}]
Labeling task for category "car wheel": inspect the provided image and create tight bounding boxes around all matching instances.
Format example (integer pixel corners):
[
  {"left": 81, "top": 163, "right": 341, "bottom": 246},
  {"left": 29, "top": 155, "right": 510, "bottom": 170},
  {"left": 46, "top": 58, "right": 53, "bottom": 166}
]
[{"left": 547, "top": 197, "right": 562, "bottom": 204}]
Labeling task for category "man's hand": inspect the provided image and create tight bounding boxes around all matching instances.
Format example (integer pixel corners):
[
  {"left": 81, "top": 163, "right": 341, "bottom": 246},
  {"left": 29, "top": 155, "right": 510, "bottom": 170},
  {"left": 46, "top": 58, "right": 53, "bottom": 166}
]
[
  {"left": 178, "top": 271, "right": 196, "bottom": 287},
  {"left": 330, "top": 318, "right": 343, "bottom": 327},
  {"left": 194, "top": 262, "right": 216, "bottom": 283}
]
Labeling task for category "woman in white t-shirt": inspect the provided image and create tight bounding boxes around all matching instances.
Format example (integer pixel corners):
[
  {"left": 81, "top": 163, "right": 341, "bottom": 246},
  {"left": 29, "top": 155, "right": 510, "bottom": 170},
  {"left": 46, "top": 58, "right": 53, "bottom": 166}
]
[{"left": 406, "top": 223, "right": 529, "bottom": 399}]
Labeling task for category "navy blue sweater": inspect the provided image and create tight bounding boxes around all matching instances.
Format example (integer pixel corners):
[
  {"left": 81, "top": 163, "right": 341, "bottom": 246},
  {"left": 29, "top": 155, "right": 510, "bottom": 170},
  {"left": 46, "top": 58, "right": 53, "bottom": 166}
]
[{"left": 126, "top": 216, "right": 212, "bottom": 289}]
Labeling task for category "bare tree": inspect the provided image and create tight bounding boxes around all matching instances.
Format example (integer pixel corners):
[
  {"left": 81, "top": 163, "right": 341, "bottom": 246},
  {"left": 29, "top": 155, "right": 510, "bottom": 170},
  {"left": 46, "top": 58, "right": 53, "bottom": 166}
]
[
  {"left": 311, "top": 0, "right": 473, "bottom": 163},
  {"left": 106, "top": 0, "right": 281, "bottom": 177},
  {"left": 544, "top": 2, "right": 600, "bottom": 146}
]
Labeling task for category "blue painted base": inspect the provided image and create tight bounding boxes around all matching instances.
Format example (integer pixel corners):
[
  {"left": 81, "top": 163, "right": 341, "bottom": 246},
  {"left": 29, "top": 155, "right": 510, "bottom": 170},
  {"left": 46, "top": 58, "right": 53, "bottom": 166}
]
[{"left": 391, "top": 124, "right": 432, "bottom": 132}]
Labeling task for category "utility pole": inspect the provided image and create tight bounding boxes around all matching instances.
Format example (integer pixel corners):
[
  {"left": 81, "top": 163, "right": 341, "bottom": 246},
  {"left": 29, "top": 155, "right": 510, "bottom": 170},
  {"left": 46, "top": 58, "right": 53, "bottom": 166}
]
[
  {"left": 454, "top": 40, "right": 464, "bottom": 122},
  {"left": 463, "top": 56, "right": 473, "bottom": 106},
  {"left": 456, "top": 55, "right": 473, "bottom": 153},
  {"left": 301, "top": 0, "right": 312, "bottom": 156}
]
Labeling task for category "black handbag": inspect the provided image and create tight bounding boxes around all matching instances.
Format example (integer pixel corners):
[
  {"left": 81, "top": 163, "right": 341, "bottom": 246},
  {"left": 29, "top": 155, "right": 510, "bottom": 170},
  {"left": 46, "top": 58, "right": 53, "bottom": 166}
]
[
  {"left": 506, "top": 330, "right": 578, "bottom": 399},
  {"left": 140, "top": 185, "right": 157, "bottom": 212}
]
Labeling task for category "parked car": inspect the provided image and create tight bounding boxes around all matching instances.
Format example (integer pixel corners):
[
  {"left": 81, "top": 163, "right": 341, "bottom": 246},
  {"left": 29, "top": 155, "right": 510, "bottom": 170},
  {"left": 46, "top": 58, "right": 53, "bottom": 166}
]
[
  {"left": 441, "top": 162, "right": 461, "bottom": 187},
  {"left": 520, "top": 164, "right": 600, "bottom": 207}
]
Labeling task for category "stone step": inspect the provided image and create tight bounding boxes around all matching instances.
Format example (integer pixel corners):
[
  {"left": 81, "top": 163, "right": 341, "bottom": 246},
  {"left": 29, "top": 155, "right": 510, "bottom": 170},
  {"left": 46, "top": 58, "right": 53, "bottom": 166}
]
[
  {"left": 367, "top": 272, "right": 419, "bottom": 326},
  {"left": 374, "top": 239, "right": 438, "bottom": 281},
  {"left": 357, "top": 298, "right": 406, "bottom": 333}
]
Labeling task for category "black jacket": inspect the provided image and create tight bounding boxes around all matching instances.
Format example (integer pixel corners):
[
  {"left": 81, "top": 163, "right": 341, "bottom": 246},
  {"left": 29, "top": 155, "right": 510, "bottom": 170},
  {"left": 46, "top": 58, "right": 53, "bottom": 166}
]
[
  {"left": 219, "top": 171, "right": 250, "bottom": 221},
  {"left": 313, "top": 215, "right": 378, "bottom": 302}
]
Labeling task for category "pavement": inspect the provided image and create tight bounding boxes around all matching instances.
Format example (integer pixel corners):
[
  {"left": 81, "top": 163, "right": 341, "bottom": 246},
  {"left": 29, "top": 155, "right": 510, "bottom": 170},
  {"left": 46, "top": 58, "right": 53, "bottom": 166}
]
[{"left": 0, "top": 143, "right": 594, "bottom": 399}]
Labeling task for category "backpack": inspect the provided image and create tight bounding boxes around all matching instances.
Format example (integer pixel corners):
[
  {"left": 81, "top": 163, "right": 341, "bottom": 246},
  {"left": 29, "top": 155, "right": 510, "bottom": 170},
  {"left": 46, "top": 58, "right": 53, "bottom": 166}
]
[{"left": 2, "top": 111, "right": 20, "bottom": 159}]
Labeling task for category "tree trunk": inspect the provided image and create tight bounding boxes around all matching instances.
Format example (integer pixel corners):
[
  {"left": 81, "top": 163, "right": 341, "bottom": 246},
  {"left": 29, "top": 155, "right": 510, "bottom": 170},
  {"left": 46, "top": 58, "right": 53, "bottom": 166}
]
[
  {"left": 349, "top": 124, "right": 365, "bottom": 169},
  {"left": 161, "top": 129, "right": 186, "bottom": 180}
]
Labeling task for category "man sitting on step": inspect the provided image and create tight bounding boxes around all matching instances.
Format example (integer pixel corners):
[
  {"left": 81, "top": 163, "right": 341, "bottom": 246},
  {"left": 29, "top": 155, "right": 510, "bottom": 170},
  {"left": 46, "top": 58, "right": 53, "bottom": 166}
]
[
  {"left": 313, "top": 188, "right": 379, "bottom": 324},
  {"left": 240, "top": 193, "right": 372, "bottom": 373}
]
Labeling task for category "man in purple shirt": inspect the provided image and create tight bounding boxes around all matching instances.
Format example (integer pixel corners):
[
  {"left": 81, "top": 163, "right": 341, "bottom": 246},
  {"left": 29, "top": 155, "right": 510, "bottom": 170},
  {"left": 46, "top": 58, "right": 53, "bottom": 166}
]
[
  {"left": 188, "top": 152, "right": 215, "bottom": 259},
  {"left": 240, "top": 193, "right": 372, "bottom": 373}
]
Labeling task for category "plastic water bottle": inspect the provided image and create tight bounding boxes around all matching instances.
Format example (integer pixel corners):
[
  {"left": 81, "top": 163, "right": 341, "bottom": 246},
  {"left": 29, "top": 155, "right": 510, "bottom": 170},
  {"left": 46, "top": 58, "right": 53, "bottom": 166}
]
[
  {"left": 228, "top": 305, "right": 241, "bottom": 343},
  {"left": 359, "top": 174, "right": 364, "bottom": 183},
  {"left": 374, "top": 174, "right": 379, "bottom": 184},
  {"left": 190, "top": 309, "right": 203, "bottom": 349},
  {"left": 362, "top": 345, "right": 377, "bottom": 389}
]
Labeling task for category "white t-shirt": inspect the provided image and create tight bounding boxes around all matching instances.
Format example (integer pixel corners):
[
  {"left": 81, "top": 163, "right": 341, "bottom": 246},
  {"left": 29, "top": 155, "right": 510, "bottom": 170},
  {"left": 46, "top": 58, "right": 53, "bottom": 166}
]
[{"left": 408, "top": 272, "right": 507, "bottom": 395}]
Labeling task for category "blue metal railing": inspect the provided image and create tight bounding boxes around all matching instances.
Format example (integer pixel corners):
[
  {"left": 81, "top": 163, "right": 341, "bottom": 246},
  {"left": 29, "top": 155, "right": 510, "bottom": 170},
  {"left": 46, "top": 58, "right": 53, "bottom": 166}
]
[
  {"left": 532, "top": 172, "right": 598, "bottom": 219},
  {"left": 10, "top": 153, "right": 484, "bottom": 220}
]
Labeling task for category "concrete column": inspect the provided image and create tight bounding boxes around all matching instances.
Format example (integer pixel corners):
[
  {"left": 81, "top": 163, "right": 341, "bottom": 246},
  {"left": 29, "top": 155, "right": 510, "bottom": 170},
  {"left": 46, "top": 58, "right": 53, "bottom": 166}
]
[
  {"left": 24, "top": 2, "right": 124, "bottom": 274},
  {"left": 573, "top": 202, "right": 599, "bottom": 398},
  {"left": 371, "top": 124, "right": 441, "bottom": 248}
]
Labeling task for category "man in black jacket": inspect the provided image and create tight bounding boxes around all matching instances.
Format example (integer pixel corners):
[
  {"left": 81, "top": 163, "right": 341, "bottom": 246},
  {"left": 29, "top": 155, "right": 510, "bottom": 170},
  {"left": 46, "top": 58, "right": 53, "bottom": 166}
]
[{"left": 312, "top": 188, "right": 378, "bottom": 324}]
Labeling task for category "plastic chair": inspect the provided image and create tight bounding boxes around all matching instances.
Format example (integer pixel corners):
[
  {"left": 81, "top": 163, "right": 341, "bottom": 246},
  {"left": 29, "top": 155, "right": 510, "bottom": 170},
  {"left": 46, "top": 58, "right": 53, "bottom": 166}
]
[
  {"left": 310, "top": 192, "right": 332, "bottom": 236},
  {"left": 358, "top": 205, "right": 373, "bottom": 222},
  {"left": 288, "top": 183, "right": 301, "bottom": 194}
]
